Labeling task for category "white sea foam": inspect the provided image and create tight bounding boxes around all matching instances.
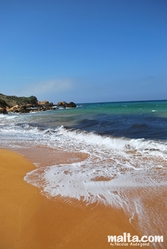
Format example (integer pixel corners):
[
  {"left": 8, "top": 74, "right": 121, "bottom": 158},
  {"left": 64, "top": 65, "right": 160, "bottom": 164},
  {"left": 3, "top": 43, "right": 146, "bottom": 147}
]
[
  {"left": 55, "top": 126, "right": 167, "bottom": 157},
  {"left": 1, "top": 104, "right": 167, "bottom": 243},
  {"left": 1, "top": 116, "right": 167, "bottom": 245},
  {"left": 24, "top": 155, "right": 167, "bottom": 244},
  {"left": 1, "top": 123, "right": 167, "bottom": 158},
  {"left": 23, "top": 125, "right": 167, "bottom": 207},
  {"left": 24, "top": 157, "right": 167, "bottom": 204},
  {"left": 1, "top": 120, "right": 167, "bottom": 208},
  {"left": 19, "top": 122, "right": 167, "bottom": 236}
]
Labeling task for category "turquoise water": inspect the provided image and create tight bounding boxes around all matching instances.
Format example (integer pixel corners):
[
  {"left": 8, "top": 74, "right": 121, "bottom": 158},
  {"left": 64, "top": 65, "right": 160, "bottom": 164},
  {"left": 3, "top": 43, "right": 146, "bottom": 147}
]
[
  {"left": 1, "top": 99, "right": 167, "bottom": 143},
  {"left": 0, "top": 100, "right": 167, "bottom": 242},
  {"left": 29, "top": 100, "right": 166, "bottom": 140}
]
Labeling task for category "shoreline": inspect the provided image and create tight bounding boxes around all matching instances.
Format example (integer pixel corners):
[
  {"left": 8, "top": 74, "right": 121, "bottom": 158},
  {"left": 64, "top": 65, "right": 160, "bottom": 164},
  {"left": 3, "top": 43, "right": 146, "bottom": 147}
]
[
  {"left": 0, "top": 148, "right": 166, "bottom": 249},
  {"left": 0, "top": 148, "right": 138, "bottom": 249}
]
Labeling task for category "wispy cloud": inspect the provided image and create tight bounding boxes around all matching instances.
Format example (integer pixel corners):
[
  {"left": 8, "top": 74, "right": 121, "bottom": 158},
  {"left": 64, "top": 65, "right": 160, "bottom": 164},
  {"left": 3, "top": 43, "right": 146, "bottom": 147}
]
[{"left": 18, "top": 78, "right": 74, "bottom": 97}]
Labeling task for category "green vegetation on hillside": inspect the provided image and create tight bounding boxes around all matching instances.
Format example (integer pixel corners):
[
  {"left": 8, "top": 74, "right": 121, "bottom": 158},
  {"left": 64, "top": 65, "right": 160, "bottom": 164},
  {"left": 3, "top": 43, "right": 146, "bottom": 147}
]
[{"left": 0, "top": 93, "right": 38, "bottom": 108}]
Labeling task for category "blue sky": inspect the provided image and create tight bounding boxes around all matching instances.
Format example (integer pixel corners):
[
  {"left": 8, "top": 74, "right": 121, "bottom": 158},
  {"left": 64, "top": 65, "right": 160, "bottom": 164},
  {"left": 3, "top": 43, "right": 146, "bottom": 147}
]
[{"left": 0, "top": 0, "right": 167, "bottom": 103}]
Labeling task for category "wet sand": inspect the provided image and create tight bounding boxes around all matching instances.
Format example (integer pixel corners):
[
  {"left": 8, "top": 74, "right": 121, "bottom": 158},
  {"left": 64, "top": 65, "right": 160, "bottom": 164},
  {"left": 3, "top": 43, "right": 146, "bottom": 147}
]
[{"left": 0, "top": 148, "right": 166, "bottom": 249}]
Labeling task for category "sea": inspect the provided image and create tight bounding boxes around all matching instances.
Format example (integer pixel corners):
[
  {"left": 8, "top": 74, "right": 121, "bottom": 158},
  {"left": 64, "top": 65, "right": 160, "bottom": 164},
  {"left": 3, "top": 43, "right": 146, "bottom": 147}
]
[{"left": 0, "top": 100, "right": 167, "bottom": 246}]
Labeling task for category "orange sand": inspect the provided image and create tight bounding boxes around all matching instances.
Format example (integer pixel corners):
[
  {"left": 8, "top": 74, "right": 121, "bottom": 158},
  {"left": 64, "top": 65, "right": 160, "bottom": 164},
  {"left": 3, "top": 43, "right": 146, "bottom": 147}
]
[{"left": 0, "top": 149, "right": 165, "bottom": 249}]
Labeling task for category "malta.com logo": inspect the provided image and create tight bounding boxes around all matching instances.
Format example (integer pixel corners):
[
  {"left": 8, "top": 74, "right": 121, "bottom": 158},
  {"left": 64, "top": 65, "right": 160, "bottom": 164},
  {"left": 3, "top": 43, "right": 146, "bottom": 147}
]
[{"left": 107, "top": 232, "right": 164, "bottom": 247}]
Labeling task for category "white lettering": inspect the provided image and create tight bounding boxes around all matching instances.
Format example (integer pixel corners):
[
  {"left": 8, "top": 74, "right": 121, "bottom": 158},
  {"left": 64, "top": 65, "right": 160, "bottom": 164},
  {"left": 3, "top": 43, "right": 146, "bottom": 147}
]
[
  {"left": 141, "top": 235, "right": 148, "bottom": 242},
  {"left": 154, "top": 235, "right": 164, "bottom": 243},
  {"left": 132, "top": 235, "right": 139, "bottom": 242},
  {"left": 117, "top": 235, "right": 124, "bottom": 242},
  {"left": 107, "top": 233, "right": 164, "bottom": 244},
  {"left": 148, "top": 235, "right": 154, "bottom": 242},
  {"left": 127, "top": 233, "right": 131, "bottom": 242},
  {"left": 107, "top": 235, "right": 116, "bottom": 243}
]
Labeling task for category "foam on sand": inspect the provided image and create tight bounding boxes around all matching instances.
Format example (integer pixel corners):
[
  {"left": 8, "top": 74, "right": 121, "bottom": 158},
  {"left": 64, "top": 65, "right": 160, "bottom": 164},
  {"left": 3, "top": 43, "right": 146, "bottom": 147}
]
[{"left": 0, "top": 149, "right": 141, "bottom": 249}]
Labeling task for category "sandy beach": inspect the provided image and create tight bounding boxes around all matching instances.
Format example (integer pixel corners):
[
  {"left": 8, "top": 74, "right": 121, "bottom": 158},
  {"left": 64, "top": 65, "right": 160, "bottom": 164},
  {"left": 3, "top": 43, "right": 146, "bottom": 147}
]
[
  {"left": 0, "top": 148, "right": 166, "bottom": 249},
  {"left": 1, "top": 0, "right": 167, "bottom": 246}
]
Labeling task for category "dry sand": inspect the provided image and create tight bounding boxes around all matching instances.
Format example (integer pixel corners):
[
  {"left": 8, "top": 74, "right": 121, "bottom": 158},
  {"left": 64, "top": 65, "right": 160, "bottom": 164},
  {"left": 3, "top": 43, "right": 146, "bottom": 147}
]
[{"left": 0, "top": 149, "right": 165, "bottom": 249}]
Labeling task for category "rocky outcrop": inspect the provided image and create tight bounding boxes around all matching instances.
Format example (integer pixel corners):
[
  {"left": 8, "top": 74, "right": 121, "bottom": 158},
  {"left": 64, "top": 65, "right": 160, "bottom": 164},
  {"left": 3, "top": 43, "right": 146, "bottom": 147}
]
[
  {"left": 0, "top": 93, "right": 76, "bottom": 114},
  {"left": 38, "top": 101, "right": 54, "bottom": 110},
  {"left": 0, "top": 93, "right": 55, "bottom": 114},
  {"left": 0, "top": 99, "right": 9, "bottom": 114},
  {"left": 0, "top": 107, "right": 8, "bottom": 114},
  {"left": 57, "top": 101, "right": 76, "bottom": 108},
  {"left": 0, "top": 99, "right": 9, "bottom": 108},
  {"left": 0, "top": 93, "right": 38, "bottom": 108}
]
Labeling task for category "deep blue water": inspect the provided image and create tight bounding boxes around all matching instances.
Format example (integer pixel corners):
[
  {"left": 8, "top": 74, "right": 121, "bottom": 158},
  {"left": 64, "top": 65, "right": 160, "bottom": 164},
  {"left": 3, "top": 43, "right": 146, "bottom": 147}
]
[
  {"left": 1, "top": 99, "right": 167, "bottom": 228},
  {"left": 52, "top": 100, "right": 167, "bottom": 140}
]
